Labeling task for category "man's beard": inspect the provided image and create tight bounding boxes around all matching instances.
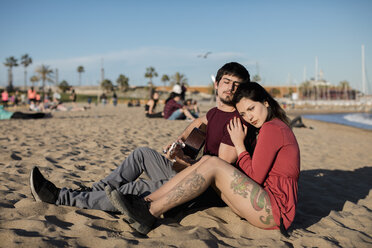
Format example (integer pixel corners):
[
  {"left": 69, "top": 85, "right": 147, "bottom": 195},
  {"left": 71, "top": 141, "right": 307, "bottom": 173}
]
[{"left": 219, "top": 95, "right": 234, "bottom": 106}]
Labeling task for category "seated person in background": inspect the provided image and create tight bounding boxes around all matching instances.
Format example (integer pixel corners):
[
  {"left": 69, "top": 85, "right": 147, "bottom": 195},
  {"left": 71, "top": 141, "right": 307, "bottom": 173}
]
[
  {"left": 100, "top": 93, "right": 107, "bottom": 105},
  {"left": 290, "top": 116, "right": 313, "bottom": 129},
  {"left": 145, "top": 91, "right": 163, "bottom": 118},
  {"left": 163, "top": 84, "right": 197, "bottom": 121},
  {"left": 29, "top": 101, "right": 46, "bottom": 112},
  {"left": 0, "top": 105, "right": 51, "bottom": 120},
  {"left": 184, "top": 98, "right": 200, "bottom": 118}
]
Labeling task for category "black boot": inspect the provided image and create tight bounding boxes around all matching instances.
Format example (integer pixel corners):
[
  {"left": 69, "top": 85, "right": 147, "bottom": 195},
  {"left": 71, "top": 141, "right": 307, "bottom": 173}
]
[
  {"left": 30, "top": 166, "right": 60, "bottom": 204},
  {"left": 105, "top": 186, "right": 157, "bottom": 235}
]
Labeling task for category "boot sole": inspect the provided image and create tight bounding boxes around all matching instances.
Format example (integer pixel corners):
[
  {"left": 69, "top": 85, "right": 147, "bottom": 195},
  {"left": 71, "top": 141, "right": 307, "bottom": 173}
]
[
  {"left": 30, "top": 167, "right": 42, "bottom": 202},
  {"left": 105, "top": 186, "right": 152, "bottom": 235}
]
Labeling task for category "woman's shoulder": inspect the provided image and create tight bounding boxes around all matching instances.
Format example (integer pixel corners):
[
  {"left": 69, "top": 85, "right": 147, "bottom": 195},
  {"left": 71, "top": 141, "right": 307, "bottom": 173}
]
[
  {"left": 261, "top": 119, "right": 293, "bottom": 138},
  {"left": 262, "top": 118, "right": 288, "bottom": 130},
  {"left": 262, "top": 119, "right": 298, "bottom": 145}
]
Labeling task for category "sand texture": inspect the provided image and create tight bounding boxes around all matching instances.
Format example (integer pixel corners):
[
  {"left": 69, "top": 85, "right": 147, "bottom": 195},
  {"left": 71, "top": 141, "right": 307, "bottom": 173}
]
[{"left": 0, "top": 104, "right": 371, "bottom": 247}]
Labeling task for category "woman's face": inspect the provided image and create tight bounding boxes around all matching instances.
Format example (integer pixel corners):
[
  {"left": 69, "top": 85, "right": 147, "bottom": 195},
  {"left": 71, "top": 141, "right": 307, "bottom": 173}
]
[
  {"left": 236, "top": 97, "right": 269, "bottom": 128},
  {"left": 153, "top": 92, "right": 159, "bottom": 99}
]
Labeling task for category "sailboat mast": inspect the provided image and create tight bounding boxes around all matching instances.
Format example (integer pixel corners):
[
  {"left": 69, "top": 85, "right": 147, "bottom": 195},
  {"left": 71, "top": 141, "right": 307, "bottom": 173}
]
[
  {"left": 361, "top": 44, "right": 366, "bottom": 94},
  {"left": 315, "top": 56, "right": 318, "bottom": 82}
]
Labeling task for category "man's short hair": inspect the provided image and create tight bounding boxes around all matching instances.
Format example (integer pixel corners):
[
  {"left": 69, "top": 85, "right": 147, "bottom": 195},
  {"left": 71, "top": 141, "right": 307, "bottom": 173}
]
[{"left": 215, "top": 62, "right": 250, "bottom": 85}]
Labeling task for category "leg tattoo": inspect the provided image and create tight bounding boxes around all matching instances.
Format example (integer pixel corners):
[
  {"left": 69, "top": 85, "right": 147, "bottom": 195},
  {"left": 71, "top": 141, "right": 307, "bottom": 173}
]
[
  {"left": 165, "top": 170, "right": 206, "bottom": 206},
  {"left": 230, "top": 170, "right": 274, "bottom": 225}
]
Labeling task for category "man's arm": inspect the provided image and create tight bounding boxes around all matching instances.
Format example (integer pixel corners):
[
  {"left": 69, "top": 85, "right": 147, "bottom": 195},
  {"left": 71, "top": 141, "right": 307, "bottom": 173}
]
[
  {"left": 164, "top": 115, "right": 208, "bottom": 152},
  {"left": 177, "top": 115, "right": 207, "bottom": 141}
]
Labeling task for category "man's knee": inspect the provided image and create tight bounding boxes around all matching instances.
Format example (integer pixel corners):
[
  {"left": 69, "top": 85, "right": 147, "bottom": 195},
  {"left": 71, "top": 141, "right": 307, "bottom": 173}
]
[{"left": 133, "top": 146, "right": 153, "bottom": 157}]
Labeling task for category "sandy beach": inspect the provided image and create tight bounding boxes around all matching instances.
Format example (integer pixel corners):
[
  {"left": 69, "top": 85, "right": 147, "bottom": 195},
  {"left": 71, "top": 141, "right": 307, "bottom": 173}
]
[{"left": 0, "top": 103, "right": 371, "bottom": 247}]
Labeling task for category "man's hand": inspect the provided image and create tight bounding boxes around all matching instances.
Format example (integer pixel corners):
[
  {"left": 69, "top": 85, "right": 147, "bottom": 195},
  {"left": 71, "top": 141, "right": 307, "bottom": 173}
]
[
  {"left": 167, "top": 145, "right": 195, "bottom": 172},
  {"left": 162, "top": 139, "right": 184, "bottom": 157}
]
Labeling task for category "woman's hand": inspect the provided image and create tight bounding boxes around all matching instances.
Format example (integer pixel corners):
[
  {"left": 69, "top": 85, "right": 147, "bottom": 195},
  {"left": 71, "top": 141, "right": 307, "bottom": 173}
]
[{"left": 227, "top": 117, "right": 247, "bottom": 156}]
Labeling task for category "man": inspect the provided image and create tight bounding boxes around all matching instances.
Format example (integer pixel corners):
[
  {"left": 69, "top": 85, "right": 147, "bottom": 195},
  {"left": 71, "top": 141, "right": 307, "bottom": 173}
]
[{"left": 30, "top": 62, "right": 250, "bottom": 213}]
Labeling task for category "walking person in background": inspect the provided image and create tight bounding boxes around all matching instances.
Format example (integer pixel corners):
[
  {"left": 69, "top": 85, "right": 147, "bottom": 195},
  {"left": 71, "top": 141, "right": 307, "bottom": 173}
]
[
  {"left": 112, "top": 91, "right": 118, "bottom": 106},
  {"left": 100, "top": 93, "right": 107, "bottom": 105},
  {"left": 70, "top": 89, "right": 77, "bottom": 106},
  {"left": 28, "top": 86, "right": 36, "bottom": 104},
  {"left": 13, "top": 90, "right": 20, "bottom": 106},
  {"left": 1, "top": 89, "right": 9, "bottom": 107}
]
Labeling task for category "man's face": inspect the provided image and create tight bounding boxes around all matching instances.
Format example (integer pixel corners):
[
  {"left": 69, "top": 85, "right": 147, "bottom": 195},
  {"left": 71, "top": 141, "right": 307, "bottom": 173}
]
[{"left": 214, "top": 74, "right": 243, "bottom": 105}]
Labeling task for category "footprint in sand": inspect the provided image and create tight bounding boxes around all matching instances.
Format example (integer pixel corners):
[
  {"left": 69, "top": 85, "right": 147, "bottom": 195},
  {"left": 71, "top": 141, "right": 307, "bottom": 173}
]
[
  {"left": 44, "top": 215, "right": 74, "bottom": 230},
  {"left": 11, "top": 152, "right": 22, "bottom": 161}
]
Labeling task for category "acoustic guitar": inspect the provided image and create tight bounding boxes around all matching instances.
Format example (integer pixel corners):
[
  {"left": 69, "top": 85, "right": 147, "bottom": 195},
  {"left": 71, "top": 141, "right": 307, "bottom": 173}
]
[
  {"left": 182, "top": 123, "right": 206, "bottom": 159},
  {"left": 164, "top": 123, "right": 206, "bottom": 160}
]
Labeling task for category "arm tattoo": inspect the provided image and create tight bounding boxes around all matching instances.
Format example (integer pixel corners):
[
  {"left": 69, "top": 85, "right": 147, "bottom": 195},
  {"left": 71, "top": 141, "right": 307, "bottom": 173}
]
[
  {"left": 165, "top": 170, "right": 206, "bottom": 206},
  {"left": 230, "top": 170, "right": 274, "bottom": 225}
]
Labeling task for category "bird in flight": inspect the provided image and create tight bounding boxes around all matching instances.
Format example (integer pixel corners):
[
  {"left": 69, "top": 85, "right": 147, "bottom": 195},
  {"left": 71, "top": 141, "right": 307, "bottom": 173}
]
[{"left": 197, "top": 52, "right": 212, "bottom": 58}]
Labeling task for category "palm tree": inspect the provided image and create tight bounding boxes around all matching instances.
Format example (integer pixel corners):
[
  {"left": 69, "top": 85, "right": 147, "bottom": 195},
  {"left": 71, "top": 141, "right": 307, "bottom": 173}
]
[
  {"left": 59, "top": 80, "right": 71, "bottom": 93},
  {"left": 161, "top": 74, "right": 170, "bottom": 87},
  {"left": 144, "top": 67, "right": 158, "bottom": 85},
  {"left": 170, "top": 72, "right": 188, "bottom": 86},
  {"left": 3, "top": 56, "right": 18, "bottom": 91},
  {"left": 35, "top": 65, "right": 54, "bottom": 100},
  {"left": 30, "top": 75, "right": 40, "bottom": 87},
  {"left": 101, "top": 79, "right": 114, "bottom": 93},
  {"left": 116, "top": 74, "right": 129, "bottom": 92},
  {"left": 21, "top": 54, "right": 32, "bottom": 90},
  {"left": 77, "top": 65, "right": 85, "bottom": 86}
]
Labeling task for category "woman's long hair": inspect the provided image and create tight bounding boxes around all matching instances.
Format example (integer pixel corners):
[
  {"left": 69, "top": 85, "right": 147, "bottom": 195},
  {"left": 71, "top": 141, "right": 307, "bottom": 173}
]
[
  {"left": 232, "top": 82, "right": 290, "bottom": 126},
  {"left": 165, "top": 92, "right": 180, "bottom": 104}
]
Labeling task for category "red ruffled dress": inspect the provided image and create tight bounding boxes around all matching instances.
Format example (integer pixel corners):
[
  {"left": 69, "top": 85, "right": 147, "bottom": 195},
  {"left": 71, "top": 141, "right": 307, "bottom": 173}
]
[{"left": 236, "top": 118, "right": 300, "bottom": 230}]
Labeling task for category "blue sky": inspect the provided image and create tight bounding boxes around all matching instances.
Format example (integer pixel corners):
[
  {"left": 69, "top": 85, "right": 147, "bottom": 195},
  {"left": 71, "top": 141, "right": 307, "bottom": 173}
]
[{"left": 1, "top": 0, "right": 371, "bottom": 92}]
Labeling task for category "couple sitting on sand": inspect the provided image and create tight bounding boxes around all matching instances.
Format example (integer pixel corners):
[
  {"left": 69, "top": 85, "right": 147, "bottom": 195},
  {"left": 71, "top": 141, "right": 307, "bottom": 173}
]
[
  {"left": 145, "top": 86, "right": 199, "bottom": 120},
  {"left": 30, "top": 62, "right": 300, "bottom": 237}
]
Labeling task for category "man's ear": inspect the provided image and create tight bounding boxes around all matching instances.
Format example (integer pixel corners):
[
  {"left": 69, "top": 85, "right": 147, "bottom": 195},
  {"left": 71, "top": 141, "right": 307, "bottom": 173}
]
[{"left": 214, "top": 80, "right": 218, "bottom": 90}]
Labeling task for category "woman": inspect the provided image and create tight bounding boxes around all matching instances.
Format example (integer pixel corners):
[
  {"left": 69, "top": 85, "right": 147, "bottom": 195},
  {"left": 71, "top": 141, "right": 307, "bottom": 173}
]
[
  {"left": 0, "top": 105, "right": 51, "bottom": 120},
  {"left": 163, "top": 84, "right": 197, "bottom": 121},
  {"left": 1, "top": 89, "right": 9, "bottom": 106},
  {"left": 70, "top": 89, "right": 77, "bottom": 106},
  {"left": 145, "top": 91, "right": 163, "bottom": 118},
  {"left": 107, "top": 82, "right": 300, "bottom": 236}
]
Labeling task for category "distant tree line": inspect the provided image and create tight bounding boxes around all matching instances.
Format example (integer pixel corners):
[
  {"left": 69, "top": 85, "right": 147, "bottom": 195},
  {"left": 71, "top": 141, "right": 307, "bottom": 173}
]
[{"left": 3, "top": 56, "right": 190, "bottom": 98}]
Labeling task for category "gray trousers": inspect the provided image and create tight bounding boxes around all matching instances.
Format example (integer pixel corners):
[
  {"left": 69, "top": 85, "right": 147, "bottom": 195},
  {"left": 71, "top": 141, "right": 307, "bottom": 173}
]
[{"left": 56, "top": 147, "right": 177, "bottom": 212}]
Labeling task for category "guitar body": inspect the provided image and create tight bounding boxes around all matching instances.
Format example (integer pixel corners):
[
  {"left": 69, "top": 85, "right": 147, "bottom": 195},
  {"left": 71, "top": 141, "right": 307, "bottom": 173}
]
[{"left": 183, "top": 124, "right": 206, "bottom": 159}]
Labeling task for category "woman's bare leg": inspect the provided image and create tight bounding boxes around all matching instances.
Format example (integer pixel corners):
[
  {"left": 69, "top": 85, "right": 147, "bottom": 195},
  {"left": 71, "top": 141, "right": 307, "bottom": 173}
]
[
  {"left": 181, "top": 108, "right": 196, "bottom": 120},
  {"left": 149, "top": 156, "right": 276, "bottom": 229},
  {"left": 146, "top": 156, "right": 212, "bottom": 201}
]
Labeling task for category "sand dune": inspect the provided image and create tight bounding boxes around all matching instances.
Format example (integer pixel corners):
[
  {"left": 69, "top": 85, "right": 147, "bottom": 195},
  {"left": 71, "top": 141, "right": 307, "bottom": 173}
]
[{"left": 0, "top": 104, "right": 371, "bottom": 247}]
